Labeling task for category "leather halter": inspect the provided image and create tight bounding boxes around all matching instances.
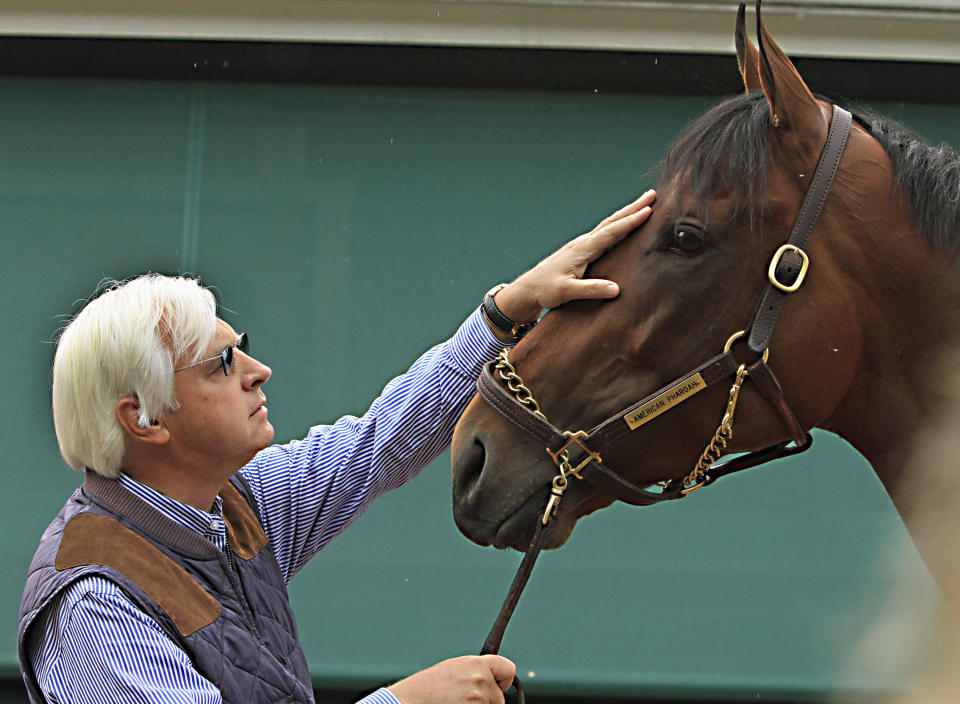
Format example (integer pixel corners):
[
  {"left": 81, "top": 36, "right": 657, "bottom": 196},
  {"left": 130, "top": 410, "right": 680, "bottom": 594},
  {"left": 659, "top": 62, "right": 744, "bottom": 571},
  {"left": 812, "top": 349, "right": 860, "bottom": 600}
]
[{"left": 477, "top": 105, "right": 853, "bottom": 691}]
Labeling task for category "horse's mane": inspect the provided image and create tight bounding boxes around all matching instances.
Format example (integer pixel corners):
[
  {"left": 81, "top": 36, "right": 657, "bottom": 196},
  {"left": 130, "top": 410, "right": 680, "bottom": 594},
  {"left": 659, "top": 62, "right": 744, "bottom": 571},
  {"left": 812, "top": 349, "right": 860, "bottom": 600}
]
[
  {"left": 660, "top": 91, "right": 960, "bottom": 255},
  {"left": 854, "top": 109, "right": 960, "bottom": 256}
]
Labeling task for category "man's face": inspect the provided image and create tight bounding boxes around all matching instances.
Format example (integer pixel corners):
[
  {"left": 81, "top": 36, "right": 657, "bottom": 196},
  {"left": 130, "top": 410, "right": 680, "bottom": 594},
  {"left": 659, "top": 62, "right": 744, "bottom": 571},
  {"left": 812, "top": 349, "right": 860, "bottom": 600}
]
[{"left": 163, "top": 318, "right": 274, "bottom": 471}]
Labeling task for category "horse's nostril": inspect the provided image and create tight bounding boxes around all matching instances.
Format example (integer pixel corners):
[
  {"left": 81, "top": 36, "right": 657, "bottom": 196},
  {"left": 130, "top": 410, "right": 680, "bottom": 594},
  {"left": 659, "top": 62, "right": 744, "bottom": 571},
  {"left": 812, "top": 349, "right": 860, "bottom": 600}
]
[
  {"left": 452, "top": 436, "right": 493, "bottom": 513},
  {"left": 452, "top": 435, "right": 500, "bottom": 545},
  {"left": 460, "top": 439, "right": 486, "bottom": 482}
]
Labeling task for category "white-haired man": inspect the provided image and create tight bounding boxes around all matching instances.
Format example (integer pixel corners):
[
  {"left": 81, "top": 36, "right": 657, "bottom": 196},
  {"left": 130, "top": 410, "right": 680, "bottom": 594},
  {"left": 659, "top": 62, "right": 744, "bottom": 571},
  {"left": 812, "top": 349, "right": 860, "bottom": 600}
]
[{"left": 17, "top": 192, "right": 655, "bottom": 704}]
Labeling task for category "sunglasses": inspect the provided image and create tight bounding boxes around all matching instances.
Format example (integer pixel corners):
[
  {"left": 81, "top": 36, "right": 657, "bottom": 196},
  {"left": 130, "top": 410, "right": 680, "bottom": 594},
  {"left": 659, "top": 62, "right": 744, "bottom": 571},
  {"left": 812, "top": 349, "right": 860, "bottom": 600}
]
[{"left": 174, "top": 333, "right": 249, "bottom": 376}]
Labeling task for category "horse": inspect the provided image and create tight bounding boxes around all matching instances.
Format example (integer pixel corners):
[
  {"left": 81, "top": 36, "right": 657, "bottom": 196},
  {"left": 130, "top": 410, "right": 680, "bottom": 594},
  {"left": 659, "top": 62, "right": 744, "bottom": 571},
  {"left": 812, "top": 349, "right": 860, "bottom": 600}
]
[{"left": 450, "top": 0, "right": 960, "bottom": 591}]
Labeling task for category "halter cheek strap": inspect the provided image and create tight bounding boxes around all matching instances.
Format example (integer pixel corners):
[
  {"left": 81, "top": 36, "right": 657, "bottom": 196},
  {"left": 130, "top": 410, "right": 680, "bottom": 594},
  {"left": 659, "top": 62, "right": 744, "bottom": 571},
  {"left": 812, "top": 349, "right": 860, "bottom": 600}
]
[{"left": 748, "top": 105, "right": 853, "bottom": 353}]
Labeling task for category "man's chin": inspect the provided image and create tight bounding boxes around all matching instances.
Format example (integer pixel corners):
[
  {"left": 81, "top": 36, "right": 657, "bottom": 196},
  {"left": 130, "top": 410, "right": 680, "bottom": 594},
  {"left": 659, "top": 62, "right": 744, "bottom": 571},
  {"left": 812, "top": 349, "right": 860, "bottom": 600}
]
[{"left": 242, "top": 426, "right": 275, "bottom": 466}]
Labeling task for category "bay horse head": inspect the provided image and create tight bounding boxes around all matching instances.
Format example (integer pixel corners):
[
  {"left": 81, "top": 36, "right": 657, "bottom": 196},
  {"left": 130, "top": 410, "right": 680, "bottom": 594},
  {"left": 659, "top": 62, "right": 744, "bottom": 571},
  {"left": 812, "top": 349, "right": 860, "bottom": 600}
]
[{"left": 451, "top": 1, "right": 960, "bottom": 580}]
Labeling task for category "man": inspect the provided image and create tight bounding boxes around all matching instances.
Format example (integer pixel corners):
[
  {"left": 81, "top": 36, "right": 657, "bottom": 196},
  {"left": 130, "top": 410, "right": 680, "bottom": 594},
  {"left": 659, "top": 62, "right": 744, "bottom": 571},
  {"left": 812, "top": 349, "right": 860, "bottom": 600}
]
[{"left": 18, "top": 191, "right": 655, "bottom": 704}]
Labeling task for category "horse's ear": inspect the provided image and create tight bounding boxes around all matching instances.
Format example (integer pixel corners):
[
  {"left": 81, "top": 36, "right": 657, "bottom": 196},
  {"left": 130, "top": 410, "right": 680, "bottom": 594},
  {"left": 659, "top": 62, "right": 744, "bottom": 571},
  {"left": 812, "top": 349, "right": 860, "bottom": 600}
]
[
  {"left": 735, "top": 4, "right": 762, "bottom": 93},
  {"left": 755, "top": 0, "right": 820, "bottom": 130}
]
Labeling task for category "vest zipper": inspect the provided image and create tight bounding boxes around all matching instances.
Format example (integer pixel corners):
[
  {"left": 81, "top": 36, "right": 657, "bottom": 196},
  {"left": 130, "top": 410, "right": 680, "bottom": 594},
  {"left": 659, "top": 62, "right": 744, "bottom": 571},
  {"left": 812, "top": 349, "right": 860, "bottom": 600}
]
[
  {"left": 224, "top": 535, "right": 236, "bottom": 574},
  {"left": 222, "top": 535, "right": 262, "bottom": 639}
]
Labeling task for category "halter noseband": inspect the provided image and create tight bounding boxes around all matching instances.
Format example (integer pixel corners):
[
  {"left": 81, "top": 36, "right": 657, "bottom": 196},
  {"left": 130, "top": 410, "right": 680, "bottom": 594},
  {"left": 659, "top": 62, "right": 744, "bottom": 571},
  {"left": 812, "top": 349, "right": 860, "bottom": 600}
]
[{"left": 477, "top": 106, "right": 853, "bottom": 687}]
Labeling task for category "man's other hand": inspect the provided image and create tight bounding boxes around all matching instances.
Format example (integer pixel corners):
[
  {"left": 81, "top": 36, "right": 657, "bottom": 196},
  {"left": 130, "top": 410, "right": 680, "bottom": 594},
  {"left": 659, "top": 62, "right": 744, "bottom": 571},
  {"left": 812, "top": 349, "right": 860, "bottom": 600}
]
[{"left": 386, "top": 654, "right": 516, "bottom": 704}]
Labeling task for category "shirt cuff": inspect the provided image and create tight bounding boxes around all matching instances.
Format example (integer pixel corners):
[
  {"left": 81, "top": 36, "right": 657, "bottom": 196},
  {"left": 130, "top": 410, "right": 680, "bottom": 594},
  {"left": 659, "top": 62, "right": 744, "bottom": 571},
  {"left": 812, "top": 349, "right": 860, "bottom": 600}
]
[
  {"left": 357, "top": 688, "right": 403, "bottom": 704},
  {"left": 445, "top": 306, "right": 511, "bottom": 379}
]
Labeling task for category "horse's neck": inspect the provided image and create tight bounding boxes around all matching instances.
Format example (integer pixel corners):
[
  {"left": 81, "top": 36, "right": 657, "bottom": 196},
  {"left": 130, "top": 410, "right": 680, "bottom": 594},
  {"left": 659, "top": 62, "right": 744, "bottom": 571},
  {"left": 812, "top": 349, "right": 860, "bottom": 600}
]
[{"left": 823, "top": 226, "right": 960, "bottom": 580}]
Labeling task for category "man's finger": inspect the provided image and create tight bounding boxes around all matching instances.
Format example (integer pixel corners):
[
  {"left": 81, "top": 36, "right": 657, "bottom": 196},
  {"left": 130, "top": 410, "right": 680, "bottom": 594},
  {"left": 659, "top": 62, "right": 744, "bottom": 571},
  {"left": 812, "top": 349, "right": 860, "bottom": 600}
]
[
  {"left": 481, "top": 654, "right": 516, "bottom": 692},
  {"left": 562, "top": 278, "right": 620, "bottom": 302},
  {"left": 577, "top": 206, "right": 652, "bottom": 258},
  {"left": 594, "top": 189, "right": 657, "bottom": 230}
]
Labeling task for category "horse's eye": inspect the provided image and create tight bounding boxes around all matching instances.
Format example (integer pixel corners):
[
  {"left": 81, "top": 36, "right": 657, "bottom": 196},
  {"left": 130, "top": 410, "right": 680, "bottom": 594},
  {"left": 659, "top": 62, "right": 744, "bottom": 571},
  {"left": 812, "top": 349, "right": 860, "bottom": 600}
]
[{"left": 668, "top": 226, "right": 706, "bottom": 255}]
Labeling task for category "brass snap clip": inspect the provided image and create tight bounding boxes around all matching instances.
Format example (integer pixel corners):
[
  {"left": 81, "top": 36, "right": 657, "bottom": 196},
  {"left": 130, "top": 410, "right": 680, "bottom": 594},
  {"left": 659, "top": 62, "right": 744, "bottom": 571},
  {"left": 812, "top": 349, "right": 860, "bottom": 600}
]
[{"left": 542, "top": 475, "right": 568, "bottom": 525}]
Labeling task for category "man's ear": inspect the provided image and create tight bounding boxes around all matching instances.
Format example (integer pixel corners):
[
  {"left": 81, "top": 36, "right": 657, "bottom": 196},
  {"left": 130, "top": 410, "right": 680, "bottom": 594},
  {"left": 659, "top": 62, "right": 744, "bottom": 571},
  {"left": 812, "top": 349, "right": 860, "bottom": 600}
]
[{"left": 115, "top": 397, "right": 170, "bottom": 445}]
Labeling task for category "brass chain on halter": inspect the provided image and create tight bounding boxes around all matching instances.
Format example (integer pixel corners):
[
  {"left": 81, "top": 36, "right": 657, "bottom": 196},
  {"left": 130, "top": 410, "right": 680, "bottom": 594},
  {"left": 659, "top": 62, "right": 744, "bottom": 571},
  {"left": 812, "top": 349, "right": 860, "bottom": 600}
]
[
  {"left": 495, "top": 349, "right": 548, "bottom": 423},
  {"left": 680, "top": 363, "right": 750, "bottom": 494}
]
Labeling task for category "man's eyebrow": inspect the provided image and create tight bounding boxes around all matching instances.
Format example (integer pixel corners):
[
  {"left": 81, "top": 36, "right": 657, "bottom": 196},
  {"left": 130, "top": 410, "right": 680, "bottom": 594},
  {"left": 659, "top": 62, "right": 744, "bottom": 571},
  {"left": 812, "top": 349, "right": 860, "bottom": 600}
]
[
  {"left": 212, "top": 335, "right": 238, "bottom": 354},
  {"left": 197, "top": 339, "right": 232, "bottom": 364}
]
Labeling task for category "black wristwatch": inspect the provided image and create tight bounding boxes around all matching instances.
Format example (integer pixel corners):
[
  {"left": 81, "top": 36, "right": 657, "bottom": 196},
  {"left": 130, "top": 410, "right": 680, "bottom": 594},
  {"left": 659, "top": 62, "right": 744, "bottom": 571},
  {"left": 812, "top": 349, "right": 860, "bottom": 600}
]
[{"left": 481, "top": 284, "right": 535, "bottom": 342}]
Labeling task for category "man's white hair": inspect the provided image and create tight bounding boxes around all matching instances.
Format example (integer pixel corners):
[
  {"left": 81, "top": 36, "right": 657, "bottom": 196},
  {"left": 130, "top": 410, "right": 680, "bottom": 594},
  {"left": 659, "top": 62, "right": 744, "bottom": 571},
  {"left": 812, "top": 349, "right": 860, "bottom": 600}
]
[{"left": 52, "top": 274, "right": 217, "bottom": 478}]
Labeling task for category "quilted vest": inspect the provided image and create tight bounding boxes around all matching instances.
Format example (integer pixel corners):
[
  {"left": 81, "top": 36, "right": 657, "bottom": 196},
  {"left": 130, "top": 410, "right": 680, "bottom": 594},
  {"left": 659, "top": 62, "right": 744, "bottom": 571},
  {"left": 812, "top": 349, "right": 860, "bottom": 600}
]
[{"left": 18, "top": 471, "right": 315, "bottom": 704}]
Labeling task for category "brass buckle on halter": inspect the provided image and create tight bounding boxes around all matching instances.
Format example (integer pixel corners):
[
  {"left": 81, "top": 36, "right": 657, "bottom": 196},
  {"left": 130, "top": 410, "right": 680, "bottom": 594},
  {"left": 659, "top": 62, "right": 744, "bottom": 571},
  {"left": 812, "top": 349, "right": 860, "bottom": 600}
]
[
  {"left": 768, "top": 244, "right": 810, "bottom": 293},
  {"left": 546, "top": 430, "right": 601, "bottom": 479},
  {"left": 542, "top": 432, "right": 601, "bottom": 525}
]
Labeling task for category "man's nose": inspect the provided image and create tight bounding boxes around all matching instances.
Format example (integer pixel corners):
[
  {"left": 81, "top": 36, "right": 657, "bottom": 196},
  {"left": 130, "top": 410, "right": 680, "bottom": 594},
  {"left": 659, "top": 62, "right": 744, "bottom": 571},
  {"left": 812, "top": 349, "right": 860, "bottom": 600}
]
[{"left": 239, "top": 352, "right": 271, "bottom": 389}]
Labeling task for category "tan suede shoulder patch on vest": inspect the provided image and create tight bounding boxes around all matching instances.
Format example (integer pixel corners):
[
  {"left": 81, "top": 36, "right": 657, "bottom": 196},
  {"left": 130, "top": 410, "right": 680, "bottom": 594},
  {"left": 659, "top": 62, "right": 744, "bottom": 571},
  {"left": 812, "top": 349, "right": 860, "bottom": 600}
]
[
  {"left": 220, "top": 481, "right": 269, "bottom": 560},
  {"left": 55, "top": 513, "right": 221, "bottom": 637}
]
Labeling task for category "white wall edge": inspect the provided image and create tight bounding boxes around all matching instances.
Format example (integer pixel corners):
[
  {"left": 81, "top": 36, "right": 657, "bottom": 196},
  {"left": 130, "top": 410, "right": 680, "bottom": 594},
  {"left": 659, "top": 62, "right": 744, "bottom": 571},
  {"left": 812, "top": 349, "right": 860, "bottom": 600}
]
[{"left": 1, "top": 1, "right": 959, "bottom": 63}]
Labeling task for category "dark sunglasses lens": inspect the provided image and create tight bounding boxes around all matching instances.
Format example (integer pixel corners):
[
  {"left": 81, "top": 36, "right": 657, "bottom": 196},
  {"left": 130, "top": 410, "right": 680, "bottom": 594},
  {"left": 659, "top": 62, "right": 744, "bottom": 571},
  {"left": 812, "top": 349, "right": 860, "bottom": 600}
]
[
  {"left": 222, "top": 334, "right": 247, "bottom": 375},
  {"left": 221, "top": 347, "right": 234, "bottom": 375}
]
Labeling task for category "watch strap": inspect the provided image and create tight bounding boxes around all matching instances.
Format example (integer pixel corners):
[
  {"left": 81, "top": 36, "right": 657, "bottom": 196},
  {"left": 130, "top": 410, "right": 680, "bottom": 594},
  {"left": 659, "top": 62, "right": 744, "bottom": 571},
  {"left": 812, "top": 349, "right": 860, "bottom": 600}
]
[{"left": 482, "top": 285, "right": 535, "bottom": 341}]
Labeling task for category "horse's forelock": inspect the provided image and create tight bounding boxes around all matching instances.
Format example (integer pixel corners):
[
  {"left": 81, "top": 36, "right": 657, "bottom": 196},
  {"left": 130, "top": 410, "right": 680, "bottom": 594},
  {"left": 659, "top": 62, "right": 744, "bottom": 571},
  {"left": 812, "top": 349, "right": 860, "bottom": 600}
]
[{"left": 660, "top": 91, "right": 772, "bottom": 225}]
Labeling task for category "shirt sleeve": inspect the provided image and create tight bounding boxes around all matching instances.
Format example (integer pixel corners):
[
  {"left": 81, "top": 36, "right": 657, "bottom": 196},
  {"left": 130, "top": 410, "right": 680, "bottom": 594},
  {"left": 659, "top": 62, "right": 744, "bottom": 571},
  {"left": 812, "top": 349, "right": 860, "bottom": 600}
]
[
  {"left": 240, "top": 307, "right": 507, "bottom": 582},
  {"left": 29, "top": 576, "right": 222, "bottom": 704},
  {"left": 358, "top": 690, "right": 402, "bottom": 704}
]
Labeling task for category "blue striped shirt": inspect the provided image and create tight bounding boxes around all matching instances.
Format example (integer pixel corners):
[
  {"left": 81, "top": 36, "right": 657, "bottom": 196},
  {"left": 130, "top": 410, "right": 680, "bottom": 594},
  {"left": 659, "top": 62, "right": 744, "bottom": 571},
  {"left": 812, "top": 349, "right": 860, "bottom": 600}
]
[{"left": 27, "top": 308, "right": 506, "bottom": 704}]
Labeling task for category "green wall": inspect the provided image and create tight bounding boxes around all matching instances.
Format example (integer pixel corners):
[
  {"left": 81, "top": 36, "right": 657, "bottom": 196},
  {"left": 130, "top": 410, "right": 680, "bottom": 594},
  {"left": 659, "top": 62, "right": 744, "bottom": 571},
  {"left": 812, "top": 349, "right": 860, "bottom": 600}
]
[{"left": 2, "top": 76, "right": 956, "bottom": 700}]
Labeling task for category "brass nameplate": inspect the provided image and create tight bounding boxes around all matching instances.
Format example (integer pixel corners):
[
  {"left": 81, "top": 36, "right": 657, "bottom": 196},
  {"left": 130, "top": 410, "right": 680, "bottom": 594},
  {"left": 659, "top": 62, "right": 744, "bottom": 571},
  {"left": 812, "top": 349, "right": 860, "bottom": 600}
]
[{"left": 623, "top": 373, "right": 707, "bottom": 430}]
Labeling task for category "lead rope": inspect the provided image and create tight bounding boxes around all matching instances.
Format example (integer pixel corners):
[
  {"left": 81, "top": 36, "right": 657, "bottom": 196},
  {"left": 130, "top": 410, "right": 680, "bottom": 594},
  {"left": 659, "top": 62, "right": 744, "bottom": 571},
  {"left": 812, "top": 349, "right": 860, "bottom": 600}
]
[
  {"left": 480, "top": 516, "right": 548, "bottom": 704},
  {"left": 478, "top": 353, "right": 575, "bottom": 704},
  {"left": 481, "top": 346, "right": 550, "bottom": 702}
]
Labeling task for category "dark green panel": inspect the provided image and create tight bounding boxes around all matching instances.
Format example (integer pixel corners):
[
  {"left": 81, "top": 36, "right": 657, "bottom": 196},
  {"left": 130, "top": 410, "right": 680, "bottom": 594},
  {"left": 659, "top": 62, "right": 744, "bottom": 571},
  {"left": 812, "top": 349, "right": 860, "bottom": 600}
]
[{"left": 1, "top": 76, "right": 953, "bottom": 699}]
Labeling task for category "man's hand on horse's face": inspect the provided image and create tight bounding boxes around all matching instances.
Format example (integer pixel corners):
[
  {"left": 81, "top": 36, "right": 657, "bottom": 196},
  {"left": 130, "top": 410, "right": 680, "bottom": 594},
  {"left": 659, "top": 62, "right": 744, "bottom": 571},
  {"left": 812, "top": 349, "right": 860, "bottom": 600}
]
[{"left": 495, "top": 189, "right": 656, "bottom": 323}]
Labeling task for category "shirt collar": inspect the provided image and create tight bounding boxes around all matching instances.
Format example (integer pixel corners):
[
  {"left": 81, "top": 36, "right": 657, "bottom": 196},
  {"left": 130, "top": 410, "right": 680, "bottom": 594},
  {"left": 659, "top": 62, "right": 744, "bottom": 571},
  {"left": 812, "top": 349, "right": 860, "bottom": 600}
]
[{"left": 118, "top": 472, "right": 226, "bottom": 540}]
